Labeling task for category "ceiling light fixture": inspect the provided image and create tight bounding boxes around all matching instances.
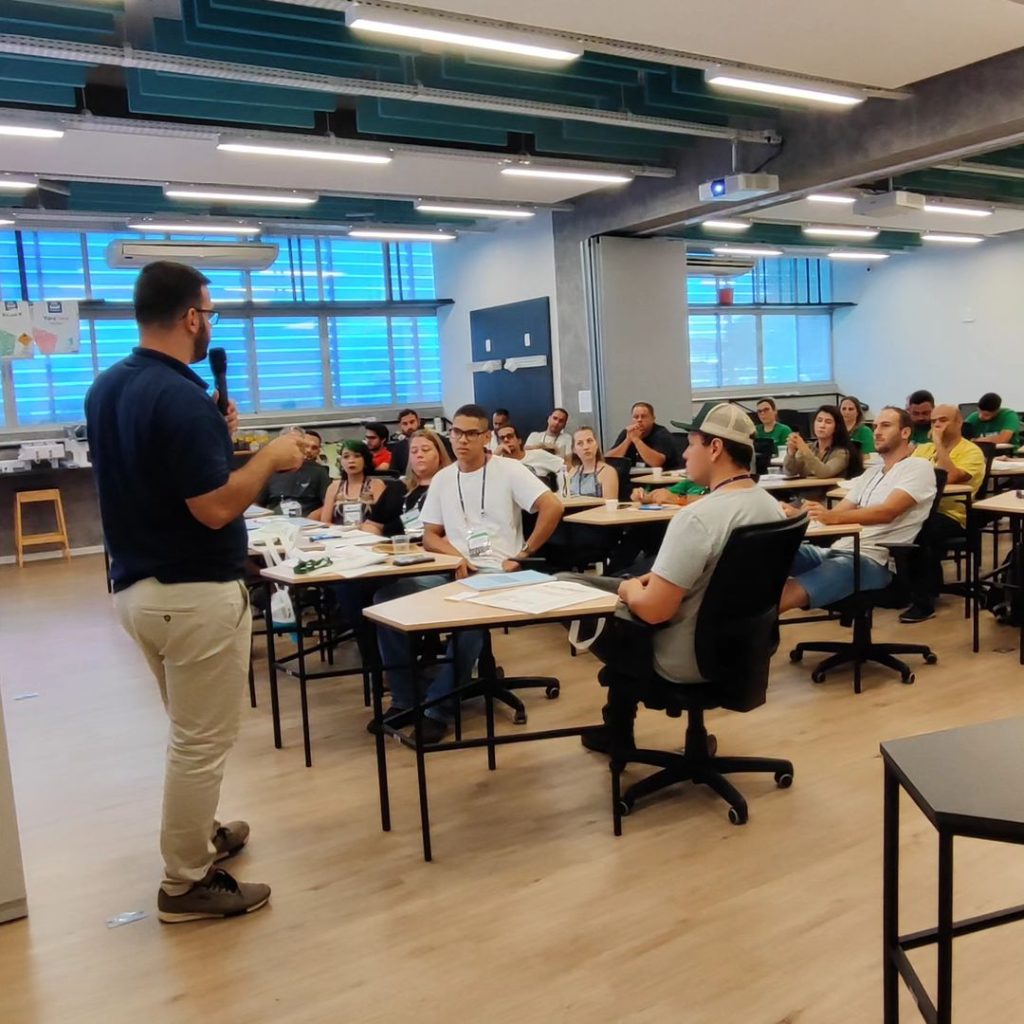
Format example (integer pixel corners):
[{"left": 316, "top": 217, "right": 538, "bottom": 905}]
[
  {"left": 0, "top": 218, "right": 13, "bottom": 226},
  {"left": 501, "top": 166, "right": 632, "bottom": 185},
  {"left": 711, "top": 245, "right": 783, "bottom": 257},
  {"left": 163, "top": 186, "right": 317, "bottom": 206},
  {"left": 921, "top": 233, "right": 985, "bottom": 245},
  {"left": 0, "top": 124, "right": 64, "bottom": 140},
  {"left": 348, "top": 229, "right": 456, "bottom": 242},
  {"left": 414, "top": 202, "right": 535, "bottom": 218},
  {"left": 701, "top": 219, "right": 751, "bottom": 232},
  {"left": 827, "top": 251, "right": 890, "bottom": 261},
  {"left": 345, "top": 11, "right": 582, "bottom": 62},
  {"left": 127, "top": 221, "right": 262, "bottom": 235},
  {"left": 705, "top": 66, "right": 864, "bottom": 107},
  {"left": 807, "top": 194, "right": 857, "bottom": 205},
  {"left": 217, "top": 141, "right": 392, "bottom": 165},
  {"left": 0, "top": 178, "right": 37, "bottom": 192},
  {"left": 921, "top": 202, "right": 993, "bottom": 218},
  {"left": 803, "top": 225, "right": 880, "bottom": 239}
]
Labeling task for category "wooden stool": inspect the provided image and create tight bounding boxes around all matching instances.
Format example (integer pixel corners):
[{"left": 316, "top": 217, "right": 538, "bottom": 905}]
[{"left": 14, "top": 489, "right": 71, "bottom": 567}]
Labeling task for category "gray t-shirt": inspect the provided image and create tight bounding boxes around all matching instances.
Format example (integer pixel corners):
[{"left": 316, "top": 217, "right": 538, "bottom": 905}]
[{"left": 651, "top": 486, "right": 786, "bottom": 684}]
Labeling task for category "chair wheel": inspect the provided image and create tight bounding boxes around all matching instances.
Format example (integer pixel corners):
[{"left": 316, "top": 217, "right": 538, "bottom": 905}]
[
  {"left": 923, "top": 653, "right": 938, "bottom": 665},
  {"left": 811, "top": 668, "right": 827, "bottom": 683},
  {"left": 774, "top": 771, "right": 794, "bottom": 789},
  {"left": 617, "top": 799, "right": 632, "bottom": 818},
  {"left": 728, "top": 806, "right": 748, "bottom": 825},
  {"left": 901, "top": 672, "right": 915, "bottom": 685},
  {"left": 789, "top": 649, "right": 803, "bottom": 663},
  {"left": 545, "top": 684, "right": 560, "bottom": 699},
  {"left": 513, "top": 709, "right": 528, "bottom": 725}
]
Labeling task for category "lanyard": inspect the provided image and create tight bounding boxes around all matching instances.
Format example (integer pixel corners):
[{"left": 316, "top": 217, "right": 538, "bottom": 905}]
[
  {"left": 457, "top": 461, "right": 487, "bottom": 521},
  {"left": 342, "top": 477, "right": 370, "bottom": 502},
  {"left": 711, "top": 473, "right": 753, "bottom": 492}
]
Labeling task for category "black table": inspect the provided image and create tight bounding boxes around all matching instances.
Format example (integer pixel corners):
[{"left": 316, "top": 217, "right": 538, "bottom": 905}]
[{"left": 881, "top": 717, "right": 1024, "bottom": 1023}]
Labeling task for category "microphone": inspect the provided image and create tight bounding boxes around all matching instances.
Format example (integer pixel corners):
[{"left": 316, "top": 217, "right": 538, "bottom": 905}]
[{"left": 209, "top": 347, "right": 229, "bottom": 415}]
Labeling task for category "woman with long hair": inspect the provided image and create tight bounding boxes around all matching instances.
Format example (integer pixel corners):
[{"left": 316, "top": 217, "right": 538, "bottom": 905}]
[
  {"left": 567, "top": 426, "right": 618, "bottom": 499},
  {"left": 840, "top": 395, "right": 876, "bottom": 454},
  {"left": 363, "top": 428, "right": 451, "bottom": 536},
  {"left": 783, "top": 404, "right": 862, "bottom": 479},
  {"left": 317, "top": 439, "right": 400, "bottom": 526}
]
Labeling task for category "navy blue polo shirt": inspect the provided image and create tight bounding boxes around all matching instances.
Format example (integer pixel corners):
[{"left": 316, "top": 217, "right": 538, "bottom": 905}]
[{"left": 85, "top": 347, "right": 247, "bottom": 592}]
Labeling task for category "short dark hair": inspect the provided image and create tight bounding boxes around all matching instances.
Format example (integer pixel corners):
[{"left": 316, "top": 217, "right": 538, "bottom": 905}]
[
  {"left": 304, "top": 429, "right": 322, "bottom": 443},
  {"left": 497, "top": 423, "right": 521, "bottom": 440},
  {"left": 692, "top": 431, "right": 752, "bottom": 467},
  {"left": 455, "top": 403, "right": 490, "bottom": 427},
  {"left": 493, "top": 407, "right": 510, "bottom": 419},
  {"left": 398, "top": 408, "right": 419, "bottom": 420},
  {"left": 338, "top": 439, "right": 374, "bottom": 476},
  {"left": 365, "top": 422, "right": 389, "bottom": 442},
  {"left": 133, "top": 261, "right": 210, "bottom": 328},
  {"left": 552, "top": 407, "right": 569, "bottom": 418},
  {"left": 907, "top": 390, "right": 935, "bottom": 407},
  {"left": 756, "top": 397, "right": 777, "bottom": 411},
  {"left": 632, "top": 402, "right": 655, "bottom": 416},
  {"left": 979, "top": 392, "right": 1002, "bottom": 413},
  {"left": 881, "top": 406, "right": 913, "bottom": 431}
]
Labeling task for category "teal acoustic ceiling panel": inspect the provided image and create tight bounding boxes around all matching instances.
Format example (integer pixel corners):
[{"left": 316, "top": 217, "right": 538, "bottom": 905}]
[{"left": 0, "top": 0, "right": 120, "bottom": 42}]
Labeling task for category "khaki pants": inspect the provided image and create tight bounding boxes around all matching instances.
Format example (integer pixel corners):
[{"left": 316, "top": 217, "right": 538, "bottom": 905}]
[{"left": 115, "top": 578, "right": 251, "bottom": 895}]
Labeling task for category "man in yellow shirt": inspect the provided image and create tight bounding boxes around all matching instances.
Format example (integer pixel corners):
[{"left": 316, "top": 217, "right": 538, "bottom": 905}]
[{"left": 901, "top": 404, "right": 986, "bottom": 622}]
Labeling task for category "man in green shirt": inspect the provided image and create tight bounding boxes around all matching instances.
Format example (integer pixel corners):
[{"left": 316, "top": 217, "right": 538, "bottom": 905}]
[
  {"left": 906, "top": 389, "right": 934, "bottom": 446},
  {"left": 966, "top": 392, "right": 1020, "bottom": 447},
  {"left": 754, "top": 397, "right": 792, "bottom": 455}
]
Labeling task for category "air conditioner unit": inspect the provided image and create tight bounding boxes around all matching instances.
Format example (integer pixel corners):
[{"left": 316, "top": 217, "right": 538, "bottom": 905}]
[
  {"left": 106, "top": 240, "right": 279, "bottom": 270},
  {"left": 685, "top": 256, "right": 755, "bottom": 278}
]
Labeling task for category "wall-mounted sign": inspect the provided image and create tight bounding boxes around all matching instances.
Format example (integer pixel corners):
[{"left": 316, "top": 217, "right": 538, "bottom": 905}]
[{"left": 0, "top": 300, "right": 80, "bottom": 359}]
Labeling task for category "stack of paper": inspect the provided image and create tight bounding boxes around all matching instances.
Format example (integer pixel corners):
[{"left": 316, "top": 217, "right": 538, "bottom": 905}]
[{"left": 462, "top": 580, "right": 612, "bottom": 614}]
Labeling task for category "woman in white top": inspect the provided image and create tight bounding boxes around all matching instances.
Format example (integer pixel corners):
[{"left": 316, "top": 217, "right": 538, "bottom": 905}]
[{"left": 567, "top": 427, "right": 618, "bottom": 499}]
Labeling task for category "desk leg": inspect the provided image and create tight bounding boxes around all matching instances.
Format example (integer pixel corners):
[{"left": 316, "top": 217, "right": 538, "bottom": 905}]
[
  {"left": 853, "top": 534, "right": 862, "bottom": 696},
  {"left": 971, "top": 515, "right": 981, "bottom": 654},
  {"left": 883, "top": 763, "right": 900, "bottom": 1024},
  {"left": 936, "top": 832, "right": 954, "bottom": 1024},
  {"left": 265, "top": 581, "right": 282, "bottom": 750},
  {"left": 413, "top": 703, "right": 432, "bottom": 862},
  {"left": 371, "top": 661, "right": 390, "bottom": 833},
  {"left": 296, "top": 589, "right": 312, "bottom": 768}
]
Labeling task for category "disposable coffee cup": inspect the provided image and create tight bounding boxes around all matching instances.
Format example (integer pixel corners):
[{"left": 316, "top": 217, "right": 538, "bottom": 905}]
[
  {"left": 651, "top": 467, "right": 663, "bottom": 479},
  {"left": 605, "top": 499, "right": 618, "bottom": 510},
  {"left": 391, "top": 535, "right": 413, "bottom": 554}
]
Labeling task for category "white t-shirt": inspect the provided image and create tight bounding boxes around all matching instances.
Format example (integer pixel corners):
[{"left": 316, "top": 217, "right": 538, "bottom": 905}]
[
  {"left": 831, "top": 457, "right": 937, "bottom": 565},
  {"left": 525, "top": 430, "right": 572, "bottom": 459},
  {"left": 421, "top": 456, "right": 548, "bottom": 570},
  {"left": 651, "top": 487, "right": 786, "bottom": 684}
]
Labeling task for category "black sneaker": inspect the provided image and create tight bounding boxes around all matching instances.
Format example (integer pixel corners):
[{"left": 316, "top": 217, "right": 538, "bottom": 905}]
[
  {"left": 899, "top": 605, "right": 935, "bottom": 624},
  {"left": 157, "top": 868, "right": 270, "bottom": 924},
  {"left": 366, "top": 705, "right": 410, "bottom": 735},
  {"left": 410, "top": 716, "right": 449, "bottom": 746}
]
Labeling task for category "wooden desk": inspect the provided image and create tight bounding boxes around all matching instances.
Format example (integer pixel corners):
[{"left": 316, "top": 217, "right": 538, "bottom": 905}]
[
  {"left": 826, "top": 483, "right": 975, "bottom": 501},
  {"left": 758, "top": 475, "right": 842, "bottom": 493},
  {"left": 364, "top": 579, "right": 618, "bottom": 860},
  {"left": 563, "top": 502, "right": 683, "bottom": 527},
  {"left": 260, "top": 551, "right": 464, "bottom": 584},
  {"left": 882, "top": 717, "right": 1024, "bottom": 1024},
  {"left": 632, "top": 470, "right": 685, "bottom": 486},
  {"left": 989, "top": 459, "right": 1024, "bottom": 478},
  {"left": 559, "top": 494, "right": 605, "bottom": 510}
]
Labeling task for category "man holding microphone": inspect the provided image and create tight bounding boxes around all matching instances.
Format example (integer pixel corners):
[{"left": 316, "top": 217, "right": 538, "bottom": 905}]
[{"left": 86, "top": 262, "right": 304, "bottom": 923}]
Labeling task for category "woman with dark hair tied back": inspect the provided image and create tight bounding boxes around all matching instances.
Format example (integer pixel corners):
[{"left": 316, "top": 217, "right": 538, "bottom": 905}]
[
  {"left": 840, "top": 395, "right": 876, "bottom": 454},
  {"left": 316, "top": 439, "right": 402, "bottom": 527},
  {"left": 783, "top": 404, "right": 862, "bottom": 479}
]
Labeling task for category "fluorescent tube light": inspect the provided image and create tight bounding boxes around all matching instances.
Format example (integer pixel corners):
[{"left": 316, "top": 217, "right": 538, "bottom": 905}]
[
  {"left": 217, "top": 142, "right": 392, "bottom": 165},
  {"left": 346, "top": 14, "right": 582, "bottom": 62},
  {"left": 921, "top": 233, "right": 984, "bottom": 245},
  {"left": 501, "top": 166, "right": 632, "bottom": 185},
  {"left": 827, "top": 251, "right": 890, "bottom": 261},
  {"left": 0, "top": 179, "right": 36, "bottom": 192},
  {"left": 711, "top": 246, "right": 783, "bottom": 257},
  {"left": 127, "top": 221, "right": 262, "bottom": 235},
  {"left": 0, "top": 218, "right": 13, "bottom": 226},
  {"left": 705, "top": 67, "right": 864, "bottom": 107},
  {"left": 807, "top": 194, "right": 857, "bottom": 205},
  {"left": 348, "top": 229, "right": 456, "bottom": 242},
  {"left": 0, "top": 124, "right": 63, "bottom": 140},
  {"left": 164, "top": 187, "right": 317, "bottom": 206},
  {"left": 921, "top": 202, "right": 992, "bottom": 218},
  {"left": 701, "top": 219, "right": 751, "bottom": 232},
  {"left": 803, "top": 225, "right": 880, "bottom": 239},
  {"left": 414, "top": 202, "right": 535, "bottom": 218}
]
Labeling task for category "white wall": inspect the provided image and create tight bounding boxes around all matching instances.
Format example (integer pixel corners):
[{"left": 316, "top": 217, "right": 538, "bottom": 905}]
[
  {"left": 432, "top": 212, "right": 559, "bottom": 416},
  {"left": 833, "top": 237, "right": 1024, "bottom": 415}
]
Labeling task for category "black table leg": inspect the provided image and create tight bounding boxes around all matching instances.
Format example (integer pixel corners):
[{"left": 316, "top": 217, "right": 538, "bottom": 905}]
[
  {"left": 413, "top": 703, "right": 432, "bottom": 862},
  {"left": 883, "top": 763, "right": 900, "bottom": 1023},
  {"left": 295, "top": 591, "right": 312, "bottom": 768},
  {"left": 853, "top": 534, "right": 862, "bottom": 695},
  {"left": 936, "top": 832, "right": 954, "bottom": 1024},
  {"left": 265, "top": 580, "right": 282, "bottom": 750},
  {"left": 371, "top": 662, "right": 390, "bottom": 833}
]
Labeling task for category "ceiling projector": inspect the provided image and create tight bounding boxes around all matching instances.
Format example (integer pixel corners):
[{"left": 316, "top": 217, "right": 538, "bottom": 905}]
[
  {"left": 699, "top": 173, "right": 779, "bottom": 202},
  {"left": 852, "top": 191, "right": 925, "bottom": 217}
]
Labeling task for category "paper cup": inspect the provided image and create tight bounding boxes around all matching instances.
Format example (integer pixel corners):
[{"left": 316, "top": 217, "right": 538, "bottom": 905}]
[{"left": 391, "top": 535, "right": 413, "bottom": 554}]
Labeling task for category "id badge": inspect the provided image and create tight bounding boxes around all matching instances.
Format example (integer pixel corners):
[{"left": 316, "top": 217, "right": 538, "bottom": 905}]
[
  {"left": 467, "top": 528, "right": 492, "bottom": 559},
  {"left": 400, "top": 508, "right": 422, "bottom": 533},
  {"left": 342, "top": 502, "right": 363, "bottom": 526}
]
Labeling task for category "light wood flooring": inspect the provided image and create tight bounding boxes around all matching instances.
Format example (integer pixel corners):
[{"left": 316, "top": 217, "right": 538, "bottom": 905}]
[{"left": 2, "top": 554, "right": 1024, "bottom": 1023}]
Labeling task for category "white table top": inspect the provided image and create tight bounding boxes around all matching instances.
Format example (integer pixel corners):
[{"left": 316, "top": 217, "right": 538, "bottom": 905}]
[{"left": 973, "top": 492, "right": 1024, "bottom": 517}]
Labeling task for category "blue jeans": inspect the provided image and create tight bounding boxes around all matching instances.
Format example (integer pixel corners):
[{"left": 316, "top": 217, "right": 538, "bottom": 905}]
[
  {"left": 791, "top": 542, "right": 893, "bottom": 609},
  {"left": 374, "top": 575, "right": 484, "bottom": 723}
]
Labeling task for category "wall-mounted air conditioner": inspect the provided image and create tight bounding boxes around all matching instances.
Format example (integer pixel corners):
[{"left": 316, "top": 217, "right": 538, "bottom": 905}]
[
  {"left": 106, "top": 240, "right": 279, "bottom": 270},
  {"left": 685, "top": 257, "right": 755, "bottom": 278}
]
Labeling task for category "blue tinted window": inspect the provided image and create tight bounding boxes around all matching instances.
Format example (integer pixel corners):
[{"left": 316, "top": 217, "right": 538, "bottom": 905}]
[{"left": 253, "top": 318, "right": 324, "bottom": 412}]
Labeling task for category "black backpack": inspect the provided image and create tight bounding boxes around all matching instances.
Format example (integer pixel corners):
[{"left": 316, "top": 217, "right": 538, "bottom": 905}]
[{"left": 980, "top": 545, "right": 1024, "bottom": 627}]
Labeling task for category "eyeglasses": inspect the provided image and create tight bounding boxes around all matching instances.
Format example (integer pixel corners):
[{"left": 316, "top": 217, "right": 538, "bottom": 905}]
[
  {"left": 450, "top": 428, "right": 486, "bottom": 441},
  {"left": 192, "top": 307, "right": 220, "bottom": 325}
]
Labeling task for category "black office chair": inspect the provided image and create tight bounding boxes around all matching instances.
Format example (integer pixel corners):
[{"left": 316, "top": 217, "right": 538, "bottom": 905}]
[
  {"left": 778, "top": 408, "right": 812, "bottom": 437},
  {"left": 604, "top": 514, "right": 809, "bottom": 832},
  {"left": 789, "top": 469, "right": 947, "bottom": 692},
  {"left": 604, "top": 456, "right": 634, "bottom": 502},
  {"left": 753, "top": 437, "right": 774, "bottom": 477}
]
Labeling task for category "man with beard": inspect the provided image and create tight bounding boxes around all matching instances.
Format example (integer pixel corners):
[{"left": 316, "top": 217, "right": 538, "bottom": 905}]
[{"left": 85, "top": 261, "right": 305, "bottom": 923}]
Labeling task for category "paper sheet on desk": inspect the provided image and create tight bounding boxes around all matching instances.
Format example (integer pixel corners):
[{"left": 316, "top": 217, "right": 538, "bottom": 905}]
[
  {"left": 282, "top": 547, "right": 388, "bottom": 578},
  {"left": 325, "top": 530, "right": 383, "bottom": 547},
  {"left": 462, "top": 580, "right": 611, "bottom": 614}
]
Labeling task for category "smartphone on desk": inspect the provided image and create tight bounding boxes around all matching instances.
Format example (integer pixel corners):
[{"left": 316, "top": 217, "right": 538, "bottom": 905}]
[{"left": 392, "top": 554, "right": 435, "bottom": 566}]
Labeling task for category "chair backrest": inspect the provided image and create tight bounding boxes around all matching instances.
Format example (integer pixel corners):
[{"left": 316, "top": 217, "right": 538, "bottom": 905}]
[
  {"left": 753, "top": 437, "right": 774, "bottom": 476},
  {"left": 929, "top": 467, "right": 949, "bottom": 518},
  {"left": 777, "top": 408, "right": 812, "bottom": 436},
  {"left": 694, "top": 514, "right": 810, "bottom": 712},
  {"left": 977, "top": 443, "right": 998, "bottom": 499},
  {"left": 604, "top": 456, "right": 633, "bottom": 501}
]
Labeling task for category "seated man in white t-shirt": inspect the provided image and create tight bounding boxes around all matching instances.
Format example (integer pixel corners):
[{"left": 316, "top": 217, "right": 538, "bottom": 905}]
[
  {"left": 778, "top": 406, "right": 937, "bottom": 613},
  {"left": 525, "top": 407, "right": 572, "bottom": 460},
  {"left": 373, "top": 404, "right": 563, "bottom": 744},
  {"left": 496, "top": 423, "right": 564, "bottom": 483}
]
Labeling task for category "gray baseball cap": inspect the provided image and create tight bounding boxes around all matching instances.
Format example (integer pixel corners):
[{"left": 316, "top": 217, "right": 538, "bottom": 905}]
[{"left": 671, "top": 402, "right": 756, "bottom": 448}]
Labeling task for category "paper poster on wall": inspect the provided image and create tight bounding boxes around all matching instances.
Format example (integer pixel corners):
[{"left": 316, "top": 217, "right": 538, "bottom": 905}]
[
  {"left": 0, "top": 301, "right": 34, "bottom": 359},
  {"left": 32, "top": 300, "right": 80, "bottom": 355}
]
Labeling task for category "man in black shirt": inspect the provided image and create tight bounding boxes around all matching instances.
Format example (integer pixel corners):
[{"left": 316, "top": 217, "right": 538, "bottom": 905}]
[
  {"left": 606, "top": 401, "right": 682, "bottom": 470},
  {"left": 258, "top": 428, "right": 329, "bottom": 516},
  {"left": 85, "top": 262, "right": 304, "bottom": 923}
]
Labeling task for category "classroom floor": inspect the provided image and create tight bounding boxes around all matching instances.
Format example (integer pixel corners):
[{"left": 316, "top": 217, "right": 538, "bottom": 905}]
[{"left": 2, "top": 554, "right": 1024, "bottom": 1024}]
